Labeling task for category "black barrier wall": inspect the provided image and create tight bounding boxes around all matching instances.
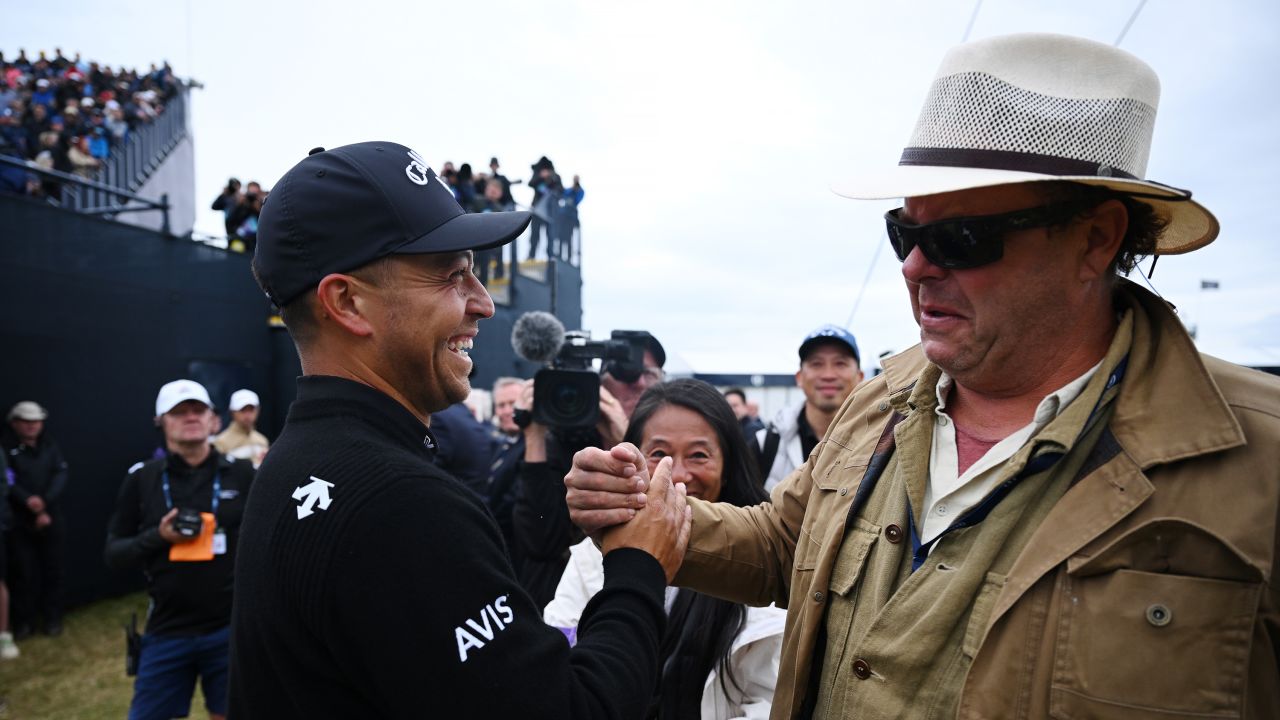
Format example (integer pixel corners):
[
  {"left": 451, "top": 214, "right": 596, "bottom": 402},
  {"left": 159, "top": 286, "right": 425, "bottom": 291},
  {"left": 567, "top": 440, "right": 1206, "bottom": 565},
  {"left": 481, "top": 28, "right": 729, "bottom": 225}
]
[
  {"left": 1, "top": 192, "right": 583, "bottom": 608},
  {"left": 0, "top": 193, "right": 288, "bottom": 605}
]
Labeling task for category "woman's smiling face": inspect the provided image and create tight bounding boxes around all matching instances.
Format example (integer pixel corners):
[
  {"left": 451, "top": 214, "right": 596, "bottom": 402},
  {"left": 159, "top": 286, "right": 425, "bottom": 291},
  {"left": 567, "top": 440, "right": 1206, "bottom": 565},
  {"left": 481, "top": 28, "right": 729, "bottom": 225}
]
[{"left": 640, "top": 404, "right": 724, "bottom": 503}]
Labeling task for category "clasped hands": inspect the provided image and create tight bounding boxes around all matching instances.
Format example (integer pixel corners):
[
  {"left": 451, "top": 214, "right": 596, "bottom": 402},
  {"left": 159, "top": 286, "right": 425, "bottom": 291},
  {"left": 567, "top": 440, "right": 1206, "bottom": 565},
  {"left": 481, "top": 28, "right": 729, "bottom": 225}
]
[{"left": 566, "top": 443, "right": 689, "bottom": 583}]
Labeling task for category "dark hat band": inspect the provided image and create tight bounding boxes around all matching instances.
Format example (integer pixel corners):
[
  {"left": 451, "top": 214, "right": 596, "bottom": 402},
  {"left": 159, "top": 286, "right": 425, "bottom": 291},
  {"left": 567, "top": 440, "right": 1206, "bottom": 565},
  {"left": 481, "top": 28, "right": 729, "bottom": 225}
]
[{"left": 899, "top": 147, "right": 1139, "bottom": 181}]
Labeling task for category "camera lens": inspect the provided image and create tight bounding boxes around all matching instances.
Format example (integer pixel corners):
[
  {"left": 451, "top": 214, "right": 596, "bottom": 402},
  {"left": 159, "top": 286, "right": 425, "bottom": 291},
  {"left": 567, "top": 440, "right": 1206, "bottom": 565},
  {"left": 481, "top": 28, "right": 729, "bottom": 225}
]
[
  {"left": 533, "top": 368, "right": 601, "bottom": 428},
  {"left": 550, "top": 383, "right": 589, "bottom": 418}
]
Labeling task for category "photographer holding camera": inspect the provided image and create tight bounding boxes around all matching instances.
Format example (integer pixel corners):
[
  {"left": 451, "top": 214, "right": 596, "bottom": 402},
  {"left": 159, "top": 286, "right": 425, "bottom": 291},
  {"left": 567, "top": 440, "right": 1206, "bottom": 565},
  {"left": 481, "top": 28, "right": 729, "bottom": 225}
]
[
  {"left": 511, "top": 325, "right": 666, "bottom": 606},
  {"left": 105, "top": 380, "right": 255, "bottom": 720},
  {"left": 210, "top": 178, "right": 241, "bottom": 237}
]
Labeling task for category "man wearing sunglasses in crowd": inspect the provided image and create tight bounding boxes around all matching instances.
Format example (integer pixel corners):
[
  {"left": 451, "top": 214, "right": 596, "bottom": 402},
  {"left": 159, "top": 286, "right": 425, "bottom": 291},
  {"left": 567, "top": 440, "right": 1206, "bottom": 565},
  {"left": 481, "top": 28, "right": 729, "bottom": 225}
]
[{"left": 565, "top": 33, "right": 1280, "bottom": 719}]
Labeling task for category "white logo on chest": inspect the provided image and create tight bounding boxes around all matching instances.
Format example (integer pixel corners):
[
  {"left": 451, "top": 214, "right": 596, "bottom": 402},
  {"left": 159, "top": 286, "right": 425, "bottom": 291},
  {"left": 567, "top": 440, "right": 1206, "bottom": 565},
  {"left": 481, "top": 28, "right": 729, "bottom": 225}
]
[
  {"left": 455, "top": 595, "right": 514, "bottom": 662},
  {"left": 405, "top": 149, "right": 431, "bottom": 186},
  {"left": 292, "top": 476, "right": 334, "bottom": 520}
]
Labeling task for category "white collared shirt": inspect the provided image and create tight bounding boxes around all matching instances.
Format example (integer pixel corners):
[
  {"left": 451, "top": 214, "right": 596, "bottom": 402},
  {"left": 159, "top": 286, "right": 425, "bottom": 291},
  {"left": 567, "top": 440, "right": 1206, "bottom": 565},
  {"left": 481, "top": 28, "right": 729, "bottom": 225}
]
[{"left": 921, "top": 361, "right": 1102, "bottom": 545}]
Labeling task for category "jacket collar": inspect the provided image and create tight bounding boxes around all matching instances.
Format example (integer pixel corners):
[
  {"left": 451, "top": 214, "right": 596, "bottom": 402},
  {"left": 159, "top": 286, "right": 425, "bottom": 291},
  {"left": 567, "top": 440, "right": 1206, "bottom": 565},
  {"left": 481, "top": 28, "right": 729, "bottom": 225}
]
[
  {"left": 1108, "top": 281, "right": 1245, "bottom": 467},
  {"left": 164, "top": 445, "right": 229, "bottom": 472}
]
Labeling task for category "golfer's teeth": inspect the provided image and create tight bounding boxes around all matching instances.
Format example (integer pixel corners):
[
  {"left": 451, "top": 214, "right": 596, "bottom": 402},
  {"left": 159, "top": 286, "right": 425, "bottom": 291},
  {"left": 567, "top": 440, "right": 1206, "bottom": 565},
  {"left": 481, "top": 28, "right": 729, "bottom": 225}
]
[{"left": 449, "top": 338, "right": 474, "bottom": 354}]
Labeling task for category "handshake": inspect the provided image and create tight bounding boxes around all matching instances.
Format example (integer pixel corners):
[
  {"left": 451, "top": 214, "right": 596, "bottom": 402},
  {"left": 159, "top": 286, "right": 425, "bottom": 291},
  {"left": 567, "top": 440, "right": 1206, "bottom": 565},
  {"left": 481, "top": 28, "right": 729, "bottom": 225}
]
[{"left": 566, "top": 444, "right": 690, "bottom": 582}]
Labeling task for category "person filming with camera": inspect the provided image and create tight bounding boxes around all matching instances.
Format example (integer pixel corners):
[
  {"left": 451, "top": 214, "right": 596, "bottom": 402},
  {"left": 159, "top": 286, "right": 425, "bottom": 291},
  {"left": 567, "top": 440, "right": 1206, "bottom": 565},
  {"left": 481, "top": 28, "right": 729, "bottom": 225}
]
[
  {"left": 104, "top": 379, "right": 255, "bottom": 720},
  {"left": 509, "top": 312, "right": 667, "bottom": 606}
]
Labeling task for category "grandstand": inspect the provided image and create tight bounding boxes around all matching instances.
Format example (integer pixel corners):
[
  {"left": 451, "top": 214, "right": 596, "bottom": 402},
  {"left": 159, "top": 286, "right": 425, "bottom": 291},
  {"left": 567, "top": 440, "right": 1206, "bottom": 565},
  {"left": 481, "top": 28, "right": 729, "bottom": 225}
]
[{"left": 0, "top": 48, "right": 583, "bottom": 610}]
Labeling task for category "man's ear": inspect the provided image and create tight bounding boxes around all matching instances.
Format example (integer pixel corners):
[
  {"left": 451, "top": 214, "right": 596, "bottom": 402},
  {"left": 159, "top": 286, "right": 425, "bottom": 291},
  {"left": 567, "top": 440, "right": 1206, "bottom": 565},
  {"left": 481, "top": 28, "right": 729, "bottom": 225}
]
[
  {"left": 1079, "top": 199, "right": 1128, "bottom": 282},
  {"left": 314, "top": 273, "right": 377, "bottom": 338}
]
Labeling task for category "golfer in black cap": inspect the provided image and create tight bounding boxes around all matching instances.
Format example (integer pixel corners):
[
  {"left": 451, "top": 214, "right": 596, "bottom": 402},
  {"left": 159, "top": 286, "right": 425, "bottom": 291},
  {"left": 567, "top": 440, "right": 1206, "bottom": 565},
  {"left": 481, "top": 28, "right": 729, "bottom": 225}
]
[{"left": 228, "top": 142, "right": 690, "bottom": 718}]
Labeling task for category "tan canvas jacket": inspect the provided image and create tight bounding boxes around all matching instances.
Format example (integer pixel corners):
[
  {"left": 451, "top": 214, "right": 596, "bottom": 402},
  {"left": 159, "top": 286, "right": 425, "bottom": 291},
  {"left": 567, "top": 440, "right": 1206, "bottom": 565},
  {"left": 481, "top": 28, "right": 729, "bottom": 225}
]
[{"left": 675, "top": 283, "right": 1280, "bottom": 719}]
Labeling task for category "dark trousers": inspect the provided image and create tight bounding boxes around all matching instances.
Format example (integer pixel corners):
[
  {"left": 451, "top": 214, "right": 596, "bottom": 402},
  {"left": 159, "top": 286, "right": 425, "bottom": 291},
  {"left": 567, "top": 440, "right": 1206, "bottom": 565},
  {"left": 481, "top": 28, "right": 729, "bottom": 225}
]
[
  {"left": 528, "top": 217, "right": 548, "bottom": 260},
  {"left": 10, "top": 521, "right": 63, "bottom": 630}
]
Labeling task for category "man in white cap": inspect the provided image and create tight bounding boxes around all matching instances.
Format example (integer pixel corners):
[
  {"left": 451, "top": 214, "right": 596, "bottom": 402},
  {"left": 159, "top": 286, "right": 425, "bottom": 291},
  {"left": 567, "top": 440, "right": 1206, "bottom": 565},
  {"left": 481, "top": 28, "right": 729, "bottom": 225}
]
[
  {"left": 212, "top": 389, "right": 270, "bottom": 466},
  {"left": 105, "top": 379, "right": 255, "bottom": 720},
  {"left": 566, "top": 33, "right": 1280, "bottom": 718}
]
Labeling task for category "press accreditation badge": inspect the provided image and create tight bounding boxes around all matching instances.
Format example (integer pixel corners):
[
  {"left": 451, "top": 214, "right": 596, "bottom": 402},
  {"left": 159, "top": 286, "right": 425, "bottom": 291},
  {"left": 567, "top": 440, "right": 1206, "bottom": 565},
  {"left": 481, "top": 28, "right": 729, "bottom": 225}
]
[{"left": 212, "top": 528, "right": 227, "bottom": 556}]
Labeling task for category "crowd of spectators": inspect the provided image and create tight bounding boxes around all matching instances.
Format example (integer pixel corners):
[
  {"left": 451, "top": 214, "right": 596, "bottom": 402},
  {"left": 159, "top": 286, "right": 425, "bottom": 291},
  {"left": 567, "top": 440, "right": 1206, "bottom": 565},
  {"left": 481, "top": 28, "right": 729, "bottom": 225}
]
[
  {"left": 0, "top": 48, "right": 181, "bottom": 200},
  {"left": 209, "top": 155, "right": 583, "bottom": 267},
  {"left": 209, "top": 154, "right": 587, "bottom": 267},
  {"left": 442, "top": 155, "right": 585, "bottom": 272}
]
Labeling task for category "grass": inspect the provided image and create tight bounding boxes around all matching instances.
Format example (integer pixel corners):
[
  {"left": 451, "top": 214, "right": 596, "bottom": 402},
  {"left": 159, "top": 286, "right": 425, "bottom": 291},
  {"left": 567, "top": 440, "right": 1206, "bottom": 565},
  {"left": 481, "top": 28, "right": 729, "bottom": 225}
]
[{"left": 0, "top": 592, "right": 208, "bottom": 719}]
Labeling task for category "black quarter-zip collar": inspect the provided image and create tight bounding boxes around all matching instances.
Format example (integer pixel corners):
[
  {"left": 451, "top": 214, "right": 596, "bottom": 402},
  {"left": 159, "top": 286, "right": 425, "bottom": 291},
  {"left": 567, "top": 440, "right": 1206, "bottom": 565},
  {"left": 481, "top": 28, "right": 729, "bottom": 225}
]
[{"left": 287, "top": 375, "right": 439, "bottom": 458}]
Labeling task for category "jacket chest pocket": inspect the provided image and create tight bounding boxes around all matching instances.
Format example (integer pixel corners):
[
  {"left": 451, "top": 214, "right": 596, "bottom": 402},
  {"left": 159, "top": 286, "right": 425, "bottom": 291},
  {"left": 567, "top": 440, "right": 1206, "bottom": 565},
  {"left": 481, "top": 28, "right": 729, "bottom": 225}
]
[
  {"left": 826, "top": 518, "right": 880, "bottom": 597},
  {"left": 794, "top": 459, "right": 865, "bottom": 573},
  {"left": 1050, "top": 568, "right": 1261, "bottom": 719}
]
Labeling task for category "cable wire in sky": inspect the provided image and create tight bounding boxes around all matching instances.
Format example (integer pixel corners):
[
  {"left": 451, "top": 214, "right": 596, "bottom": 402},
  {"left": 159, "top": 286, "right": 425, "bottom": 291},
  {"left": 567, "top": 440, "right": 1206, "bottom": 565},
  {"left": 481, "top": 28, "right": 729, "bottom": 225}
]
[
  {"left": 845, "top": 235, "right": 886, "bottom": 329},
  {"left": 962, "top": 0, "right": 984, "bottom": 42},
  {"left": 1114, "top": 0, "right": 1149, "bottom": 46}
]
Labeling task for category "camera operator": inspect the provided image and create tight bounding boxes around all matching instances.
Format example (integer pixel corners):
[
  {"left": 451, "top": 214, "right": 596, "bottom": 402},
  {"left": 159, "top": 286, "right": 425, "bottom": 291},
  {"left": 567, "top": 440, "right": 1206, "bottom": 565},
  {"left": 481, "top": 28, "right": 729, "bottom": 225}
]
[
  {"left": 231, "top": 183, "right": 266, "bottom": 254},
  {"left": 104, "top": 380, "right": 255, "bottom": 720},
  {"left": 512, "top": 334, "right": 665, "bottom": 607},
  {"left": 211, "top": 178, "right": 241, "bottom": 237}
]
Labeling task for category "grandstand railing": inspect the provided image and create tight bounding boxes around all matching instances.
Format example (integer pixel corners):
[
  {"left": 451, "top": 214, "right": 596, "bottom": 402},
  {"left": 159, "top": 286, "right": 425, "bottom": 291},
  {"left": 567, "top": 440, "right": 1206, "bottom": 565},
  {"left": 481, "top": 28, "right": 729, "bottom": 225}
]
[
  {"left": 0, "top": 154, "right": 171, "bottom": 234},
  {"left": 65, "top": 86, "right": 189, "bottom": 213}
]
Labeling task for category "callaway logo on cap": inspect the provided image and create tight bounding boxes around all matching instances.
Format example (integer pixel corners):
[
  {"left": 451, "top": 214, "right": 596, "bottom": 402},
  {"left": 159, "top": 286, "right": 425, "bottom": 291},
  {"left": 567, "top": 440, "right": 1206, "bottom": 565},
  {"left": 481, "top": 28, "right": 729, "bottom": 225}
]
[{"left": 252, "top": 141, "right": 532, "bottom": 307}]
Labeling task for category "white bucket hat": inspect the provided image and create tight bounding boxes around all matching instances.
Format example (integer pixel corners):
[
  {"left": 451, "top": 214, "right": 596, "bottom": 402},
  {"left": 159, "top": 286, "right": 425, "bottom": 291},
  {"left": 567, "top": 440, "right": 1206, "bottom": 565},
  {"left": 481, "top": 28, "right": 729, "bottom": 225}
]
[{"left": 834, "top": 33, "right": 1218, "bottom": 254}]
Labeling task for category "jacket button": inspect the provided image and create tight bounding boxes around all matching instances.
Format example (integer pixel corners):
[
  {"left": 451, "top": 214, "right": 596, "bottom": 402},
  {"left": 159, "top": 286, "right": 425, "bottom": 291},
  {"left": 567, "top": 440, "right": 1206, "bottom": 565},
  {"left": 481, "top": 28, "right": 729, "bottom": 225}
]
[
  {"left": 852, "top": 659, "right": 871, "bottom": 679},
  {"left": 812, "top": 591, "right": 824, "bottom": 603},
  {"left": 878, "top": 401, "right": 890, "bottom": 412},
  {"left": 1146, "top": 604, "right": 1172, "bottom": 627},
  {"left": 839, "top": 488, "right": 848, "bottom": 496},
  {"left": 884, "top": 524, "right": 903, "bottom": 543}
]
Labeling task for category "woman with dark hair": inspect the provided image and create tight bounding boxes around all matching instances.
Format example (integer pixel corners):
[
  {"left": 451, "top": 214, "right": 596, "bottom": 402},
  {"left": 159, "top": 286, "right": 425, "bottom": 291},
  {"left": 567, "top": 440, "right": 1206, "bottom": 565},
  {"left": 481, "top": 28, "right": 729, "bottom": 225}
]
[{"left": 545, "top": 379, "right": 784, "bottom": 719}]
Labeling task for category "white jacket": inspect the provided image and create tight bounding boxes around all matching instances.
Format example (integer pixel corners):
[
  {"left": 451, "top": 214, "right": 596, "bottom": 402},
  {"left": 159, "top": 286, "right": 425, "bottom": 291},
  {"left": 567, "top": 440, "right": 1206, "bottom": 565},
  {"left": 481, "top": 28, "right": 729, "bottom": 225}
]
[
  {"left": 755, "top": 401, "right": 805, "bottom": 493},
  {"left": 544, "top": 539, "right": 786, "bottom": 720}
]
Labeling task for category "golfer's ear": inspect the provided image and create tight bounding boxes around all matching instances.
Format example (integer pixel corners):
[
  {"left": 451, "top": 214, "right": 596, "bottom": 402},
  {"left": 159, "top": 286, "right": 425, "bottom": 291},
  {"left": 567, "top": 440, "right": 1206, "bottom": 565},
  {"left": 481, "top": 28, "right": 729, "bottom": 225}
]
[{"left": 315, "top": 274, "right": 376, "bottom": 338}]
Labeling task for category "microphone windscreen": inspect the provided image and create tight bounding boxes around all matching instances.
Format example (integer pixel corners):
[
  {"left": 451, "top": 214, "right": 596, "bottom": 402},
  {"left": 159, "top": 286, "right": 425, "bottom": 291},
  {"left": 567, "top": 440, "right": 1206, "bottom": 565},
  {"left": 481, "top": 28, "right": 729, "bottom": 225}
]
[{"left": 511, "top": 311, "right": 566, "bottom": 364}]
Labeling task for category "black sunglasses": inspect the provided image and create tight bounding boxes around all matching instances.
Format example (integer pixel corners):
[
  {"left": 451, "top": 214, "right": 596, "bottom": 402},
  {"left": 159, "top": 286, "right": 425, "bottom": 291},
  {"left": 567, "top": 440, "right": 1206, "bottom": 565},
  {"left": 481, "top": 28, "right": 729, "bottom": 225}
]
[{"left": 884, "top": 200, "right": 1095, "bottom": 270}]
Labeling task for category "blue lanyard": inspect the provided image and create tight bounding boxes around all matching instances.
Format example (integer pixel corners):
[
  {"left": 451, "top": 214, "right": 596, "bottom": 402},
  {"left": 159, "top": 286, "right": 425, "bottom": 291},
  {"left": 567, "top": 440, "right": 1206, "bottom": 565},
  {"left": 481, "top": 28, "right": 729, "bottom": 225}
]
[{"left": 161, "top": 469, "right": 221, "bottom": 517}]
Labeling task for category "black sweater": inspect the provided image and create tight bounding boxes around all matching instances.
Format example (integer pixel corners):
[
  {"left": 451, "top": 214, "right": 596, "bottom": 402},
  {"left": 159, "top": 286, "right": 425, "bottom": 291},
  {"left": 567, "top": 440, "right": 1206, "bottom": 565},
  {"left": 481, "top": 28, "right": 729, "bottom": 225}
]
[{"left": 228, "top": 376, "right": 667, "bottom": 719}]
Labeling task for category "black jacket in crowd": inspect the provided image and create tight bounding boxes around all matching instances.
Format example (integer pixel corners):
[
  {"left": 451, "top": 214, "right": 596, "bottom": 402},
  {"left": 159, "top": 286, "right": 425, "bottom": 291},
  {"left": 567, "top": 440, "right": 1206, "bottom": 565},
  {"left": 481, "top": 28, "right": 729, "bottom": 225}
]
[
  {"left": 2, "top": 430, "right": 69, "bottom": 532},
  {"left": 228, "top": 376, "right": 667, "bottom": 719},
  {"left": 0, "top": 449, "right": 10, "bottom": 531},
  {"left": 104, "top": 449, "right": 255, "bottom": 636},
  {"left": 512, "top": 427, "right": 598, "bottom": 608}
]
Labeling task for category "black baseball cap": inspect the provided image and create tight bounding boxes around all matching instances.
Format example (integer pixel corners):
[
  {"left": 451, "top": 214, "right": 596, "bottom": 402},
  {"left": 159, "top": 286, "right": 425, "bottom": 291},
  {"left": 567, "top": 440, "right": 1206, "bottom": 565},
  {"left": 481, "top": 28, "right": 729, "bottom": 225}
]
[{"left": 253, "top": 141, "right": 531, "bottom": 306}]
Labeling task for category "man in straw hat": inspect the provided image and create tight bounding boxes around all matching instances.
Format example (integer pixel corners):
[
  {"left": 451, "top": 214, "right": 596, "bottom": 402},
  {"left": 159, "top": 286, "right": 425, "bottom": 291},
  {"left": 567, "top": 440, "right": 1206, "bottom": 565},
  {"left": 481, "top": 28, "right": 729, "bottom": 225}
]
[{"left": 565, "top": 33, "right": 1280, "bottom": 718}]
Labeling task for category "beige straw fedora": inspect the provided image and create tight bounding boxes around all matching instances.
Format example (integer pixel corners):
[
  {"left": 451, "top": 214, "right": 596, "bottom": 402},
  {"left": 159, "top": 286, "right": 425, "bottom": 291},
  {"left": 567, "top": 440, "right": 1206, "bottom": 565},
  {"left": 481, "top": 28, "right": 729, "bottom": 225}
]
[{"left": 833, "top": 33, "right": 1218, "bottom": 254}]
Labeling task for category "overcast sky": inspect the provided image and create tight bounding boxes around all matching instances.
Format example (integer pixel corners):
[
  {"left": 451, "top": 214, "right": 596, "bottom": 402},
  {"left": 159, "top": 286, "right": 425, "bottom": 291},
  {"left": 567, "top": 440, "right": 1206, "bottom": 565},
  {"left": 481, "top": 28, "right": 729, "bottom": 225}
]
[{"left": 6, "top": 0, "right": 1278, "bottom": 374}]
